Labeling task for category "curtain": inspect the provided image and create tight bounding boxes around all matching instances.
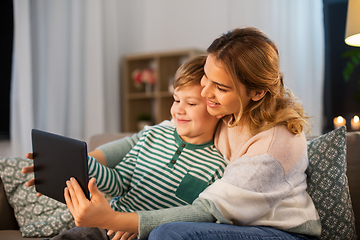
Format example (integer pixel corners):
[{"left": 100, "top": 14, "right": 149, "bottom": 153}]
[
  {"left": 228, "top": 0, "right": 324, "bottom": 136},
  {"left": 11, "top": 0, "right": 324, "bottom": 157},
  {"left": 11, "top": 0, "right": 119, "bottom": 157}
]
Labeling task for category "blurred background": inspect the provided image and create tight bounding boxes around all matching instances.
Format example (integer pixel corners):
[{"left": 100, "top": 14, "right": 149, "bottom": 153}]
[{"left": 1, "top": 0, "right": 359, "bottom": 157}]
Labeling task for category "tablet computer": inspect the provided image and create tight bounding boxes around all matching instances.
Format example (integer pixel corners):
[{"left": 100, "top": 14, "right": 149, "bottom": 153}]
[{"left": 32, "top": 129, "right": 90, "bottom": 204}]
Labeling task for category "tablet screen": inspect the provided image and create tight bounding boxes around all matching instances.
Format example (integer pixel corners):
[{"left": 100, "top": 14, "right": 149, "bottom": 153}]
[{"left": 32, "top": 129, "right": 90, "bottom": 204}]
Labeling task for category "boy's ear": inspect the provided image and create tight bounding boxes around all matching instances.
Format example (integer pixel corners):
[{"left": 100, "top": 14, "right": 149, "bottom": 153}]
[{"left": 250, "top": 89, "right": 267, "bottom": 102}]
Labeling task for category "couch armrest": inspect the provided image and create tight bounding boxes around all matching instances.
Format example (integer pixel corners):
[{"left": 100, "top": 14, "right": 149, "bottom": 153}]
[
  {"left": 346, "top": 131, "right": 360, "bottom": 235},
  {"left": 0, "top": 177, "right": 19, "bottom": 230}
]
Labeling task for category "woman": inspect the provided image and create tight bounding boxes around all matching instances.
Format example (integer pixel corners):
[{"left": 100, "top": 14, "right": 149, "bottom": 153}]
[{"left": 62, "top": 27, "right": 321, "bottom": 240}]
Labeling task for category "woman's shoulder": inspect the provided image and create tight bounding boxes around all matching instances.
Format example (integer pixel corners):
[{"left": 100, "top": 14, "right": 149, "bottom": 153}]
[
  {"left": 244, "top": 125, "right": 307, "bottom": 164},
  {"left": 252, "top": 124, "right": 306, "bottom": 147},
  {"left": 269, "top": 125, "right": 307, "bottom": 150},
  {"left": 265, "top": 125, "right": 307, "bottom": 173}
]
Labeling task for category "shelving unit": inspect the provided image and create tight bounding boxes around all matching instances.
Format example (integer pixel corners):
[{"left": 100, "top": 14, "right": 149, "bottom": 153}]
[{"left": 122, "top": 49, "right": 206, "bottom": 132}]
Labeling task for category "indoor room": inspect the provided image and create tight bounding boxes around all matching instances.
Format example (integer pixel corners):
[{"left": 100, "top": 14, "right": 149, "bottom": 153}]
[{"left": 1, "top": 0, "right": 359, "bottom": 239}]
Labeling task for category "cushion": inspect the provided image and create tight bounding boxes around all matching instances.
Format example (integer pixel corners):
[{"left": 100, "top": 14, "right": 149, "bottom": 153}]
[
  {"left": 306, "top": 126, "right": 356, "bottom": 239},
  {"left": 0, "top": 157, "right": 75, "bottom": 237}
]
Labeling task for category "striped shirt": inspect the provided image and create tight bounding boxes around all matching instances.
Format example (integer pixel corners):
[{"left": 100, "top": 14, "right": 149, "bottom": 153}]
[{"left": 88, "top": 125, "right": 227, "bottom": 212}]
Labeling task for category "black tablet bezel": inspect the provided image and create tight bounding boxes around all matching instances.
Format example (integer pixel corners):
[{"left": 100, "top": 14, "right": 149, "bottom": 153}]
[{"left": 32, "top": 129, "right": 90, "bottom": 204}]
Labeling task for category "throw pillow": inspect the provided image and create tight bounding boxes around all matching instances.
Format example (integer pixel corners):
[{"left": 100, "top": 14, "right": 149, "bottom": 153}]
[
  {"left": 0, "top": 157, "right": 75, "bottom": 237},
  {"left": 306, "top": 126, "right": 356, "bottom": 239}
]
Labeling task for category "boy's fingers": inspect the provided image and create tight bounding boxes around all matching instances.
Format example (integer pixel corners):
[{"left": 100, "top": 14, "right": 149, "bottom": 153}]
[
  {"left": 112, "top": 231, "right": 125, "bottom": 240},
  {"left": 120, "top": 232, "right": 136, "bottom": 240},
  {"left": 25, "top": 178, "right": 35, "bottom": 187},
  {"left": 129, "top": 233, "right": 137, "bottom": 240},
  {"left": 23, "top": 177, "right": 42, "bottom": 196},
  {"left": 25, "top": 153, "right": 34, "bottom": 159},
  {"left": 21, "top": 165, "right": 34, "bottom": 174}
]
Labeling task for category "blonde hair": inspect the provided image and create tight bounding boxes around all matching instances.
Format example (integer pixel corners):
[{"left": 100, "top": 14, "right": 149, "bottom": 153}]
[
  {"left": 207, "top": 27, "right": 310, "bottom": 136},
  {"left": 173, "top": 55, "right": 206, "bottom": 89}
]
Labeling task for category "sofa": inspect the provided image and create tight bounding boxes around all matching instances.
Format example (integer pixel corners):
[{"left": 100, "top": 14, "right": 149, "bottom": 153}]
[{"left": 0, "top": 129, "right": 359, "bottom": 239}]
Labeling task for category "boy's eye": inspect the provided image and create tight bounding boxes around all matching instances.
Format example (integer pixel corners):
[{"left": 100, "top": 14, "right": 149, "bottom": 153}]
[
  {"left": 173, "top": 96, "right": 179, "bottom": 102},
  {"left": 188, "top": 103, "right": 196, "bottom": 106}
]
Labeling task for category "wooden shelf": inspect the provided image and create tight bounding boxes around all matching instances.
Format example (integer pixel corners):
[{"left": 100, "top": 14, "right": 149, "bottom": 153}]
[{"left": 122, "top": 49, "right": 206, "bottom": 132}]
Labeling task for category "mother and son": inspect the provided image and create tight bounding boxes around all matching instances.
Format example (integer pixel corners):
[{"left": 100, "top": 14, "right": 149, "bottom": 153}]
[{"left": 23, "top": 27, "right": 321, "bottom": 240}]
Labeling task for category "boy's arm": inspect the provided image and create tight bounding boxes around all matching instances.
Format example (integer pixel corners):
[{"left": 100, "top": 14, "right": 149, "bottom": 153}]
[{"left": 88, "top": 156, "right": 134, "bottom": 197}]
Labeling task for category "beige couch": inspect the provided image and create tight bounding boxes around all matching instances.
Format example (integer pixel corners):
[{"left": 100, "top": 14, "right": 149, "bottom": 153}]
[{"left": 1, "top": 131, "right": 359, "bottom": 239}]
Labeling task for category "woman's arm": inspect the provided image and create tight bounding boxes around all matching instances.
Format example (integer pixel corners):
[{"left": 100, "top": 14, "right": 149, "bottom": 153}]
[
  {"left": 65, "top": 178, "right": 230, "bottom": 238},
  {"left": 137, "top": 198, "right": 231, "bottom": 238},
  {"left": 96, "top": 131, "right": 144, "bottom": 168}
]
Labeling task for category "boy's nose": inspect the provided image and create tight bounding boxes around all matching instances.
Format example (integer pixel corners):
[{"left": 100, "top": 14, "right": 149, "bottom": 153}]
[{"left": 175, "top": 104, "right": 186, "bottom": 115}]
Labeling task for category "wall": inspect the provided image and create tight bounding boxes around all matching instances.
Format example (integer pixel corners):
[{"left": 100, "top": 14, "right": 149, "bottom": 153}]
[{"left": 114, "top": 0, "right": 324, "bottom": 136}]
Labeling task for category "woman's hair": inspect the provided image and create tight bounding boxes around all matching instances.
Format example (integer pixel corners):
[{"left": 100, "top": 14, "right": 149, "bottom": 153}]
[
  {"left": 173, "top": 55, "right": 206, "bottom": 89},
  {"left": 207, "top": 27, "right": 310, "bottom": 136}
]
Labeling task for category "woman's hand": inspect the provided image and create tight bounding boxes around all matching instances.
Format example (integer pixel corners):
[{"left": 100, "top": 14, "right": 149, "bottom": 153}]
[
  {"left": 65, "top": 177, "right": 139, "bottom": 233},
  {"left": 22, "top": 153, "right": 42, "bottom": 196},
  {"left": 65, "top": 177, "right": 115, "bottom": 229},
  {"left": 107, "top": 230, "right": 137, "bottom": 240}
]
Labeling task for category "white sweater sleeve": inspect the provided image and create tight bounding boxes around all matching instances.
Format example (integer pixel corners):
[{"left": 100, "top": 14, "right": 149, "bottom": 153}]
[{"left": 199, "top": 153, "right": 290, "bottom": 225}]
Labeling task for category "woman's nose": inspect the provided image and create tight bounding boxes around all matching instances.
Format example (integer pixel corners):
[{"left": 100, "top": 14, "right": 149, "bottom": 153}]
[{"left": 200, "top": 76, "right": 210, "bottom": 98}]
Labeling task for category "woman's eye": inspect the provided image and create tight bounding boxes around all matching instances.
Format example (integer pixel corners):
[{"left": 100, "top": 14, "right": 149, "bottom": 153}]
[
  {"left": 188, "top": 103, "right": 196, "bottom": 106},
  {"left": 217, "top": 85, "right": 227, "bottom": 92}
]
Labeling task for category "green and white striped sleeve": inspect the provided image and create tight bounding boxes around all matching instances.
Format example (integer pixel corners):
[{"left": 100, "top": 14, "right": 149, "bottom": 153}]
[{"left": 87, "top": 155, "right": 136, "bottom": 197}]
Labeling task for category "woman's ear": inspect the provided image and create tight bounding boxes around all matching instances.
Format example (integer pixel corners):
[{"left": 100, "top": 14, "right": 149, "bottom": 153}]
[{"left": 250, "top": 89, "right": 267, "bottom": 102}]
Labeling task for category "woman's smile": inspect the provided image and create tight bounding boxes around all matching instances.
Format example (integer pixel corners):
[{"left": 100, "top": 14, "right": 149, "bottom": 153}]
[{"left": 206, "top": 98, "right": 221, "bottom": 108}]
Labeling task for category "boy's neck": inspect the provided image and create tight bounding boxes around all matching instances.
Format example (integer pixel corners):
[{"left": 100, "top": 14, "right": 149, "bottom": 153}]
[
  {"left": 175, "top": 129, "right": 215, "bottom": 146},
  {"left": 178, "top": 135, "right": 214, "bottom": 145}
]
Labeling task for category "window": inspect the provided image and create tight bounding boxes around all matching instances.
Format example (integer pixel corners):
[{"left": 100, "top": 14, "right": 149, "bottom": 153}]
[{"left": 0, "top": 0, "right": 13, "bottom": 139}]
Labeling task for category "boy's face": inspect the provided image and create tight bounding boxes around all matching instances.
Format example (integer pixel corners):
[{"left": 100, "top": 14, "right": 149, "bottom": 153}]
[{"left": 171, "top": 85, "right": 219, "bottom": 144}]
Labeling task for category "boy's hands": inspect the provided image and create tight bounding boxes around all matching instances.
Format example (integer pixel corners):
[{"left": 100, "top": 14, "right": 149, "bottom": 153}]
[
  {"left": 22, "top": 152, "right": 42, "bottom": 196},
  {"left": 107, "top": 230, "right": 137, "bottom": 240}
]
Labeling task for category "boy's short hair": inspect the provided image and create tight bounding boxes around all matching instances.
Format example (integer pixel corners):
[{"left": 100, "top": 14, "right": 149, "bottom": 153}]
[{"left": 173, "top": 55, "right": 207, "bottom": 90}]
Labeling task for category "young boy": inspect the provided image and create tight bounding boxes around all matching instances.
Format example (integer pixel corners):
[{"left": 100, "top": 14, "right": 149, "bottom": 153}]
[
  {"left": 24, "top": 56, "right": 227, "bottom": 240},
  {"left": 88, "top": 55, "right": 227, "bottom": 213}
]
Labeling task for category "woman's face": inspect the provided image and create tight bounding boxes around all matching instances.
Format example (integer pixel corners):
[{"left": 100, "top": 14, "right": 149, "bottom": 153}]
[{"left": 200, "top": 54, "right": 252, "bottom": 119}]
